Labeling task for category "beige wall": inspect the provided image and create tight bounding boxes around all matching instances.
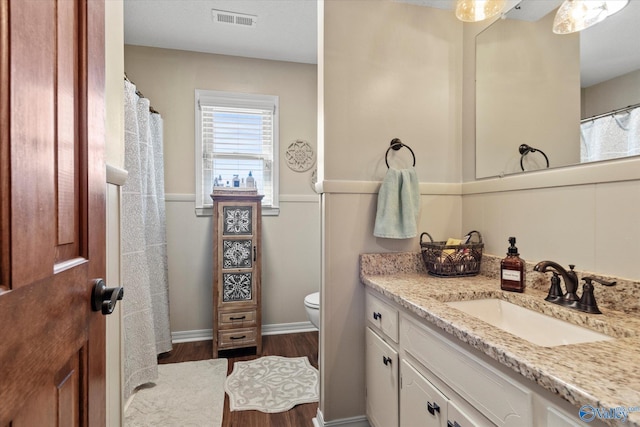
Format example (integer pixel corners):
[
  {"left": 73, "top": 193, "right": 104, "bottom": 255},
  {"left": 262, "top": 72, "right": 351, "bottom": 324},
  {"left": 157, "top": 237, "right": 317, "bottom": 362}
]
[
  {"left": 105, "top": 2, "right": 125, "bottom": 426},
  {"left": 475, "top": 11, "right": 580, "bottom": 178},
  {"left": 123, "top": 46, "right": 320, "bottom": 333},
  {"left": 106, "top": 2, "right": 125, "bottom": 170},
  {"left": 323, "top": 1, "right": 462, "bottom": 183},
  {"left": 582, "top": 69, "right": 640, "bottom": 118},
  {"left": 320, "top": 0, "right": 462, "bottom": 422}
]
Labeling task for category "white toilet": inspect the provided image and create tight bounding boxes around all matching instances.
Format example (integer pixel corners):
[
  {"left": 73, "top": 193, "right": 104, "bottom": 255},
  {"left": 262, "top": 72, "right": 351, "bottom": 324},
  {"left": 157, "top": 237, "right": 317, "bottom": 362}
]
[{"left": 304, "top": 292, "right": 320, "bottom": 329}]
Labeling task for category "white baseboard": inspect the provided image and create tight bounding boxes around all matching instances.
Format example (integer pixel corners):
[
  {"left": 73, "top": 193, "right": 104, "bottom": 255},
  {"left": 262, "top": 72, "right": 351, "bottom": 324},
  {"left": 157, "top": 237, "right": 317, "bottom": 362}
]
[
  {"left": 262, "top": 321, "right": 318, "bottom": 336},
  {"left": 171, "top": 329, "right": 213, "bottom": 344},
  {"left": 315, "top": 409, "right": 370, "bottom": 427},
  {"left": 171, "top": 321, "right": 317, "bottom": 344}
]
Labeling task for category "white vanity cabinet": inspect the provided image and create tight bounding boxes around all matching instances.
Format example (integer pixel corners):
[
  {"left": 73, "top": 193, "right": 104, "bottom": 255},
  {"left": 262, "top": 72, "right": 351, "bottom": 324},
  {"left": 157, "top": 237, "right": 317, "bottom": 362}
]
[
  {"left": 364, "top": 288, "right": 607, "bottom": 427},
  {"left": 401, "top": 359, "right": 491, "bottom": 427},
  {"left": 401, "top": 315, "right": 531, "bottom": 427},
  {"left": 366, "top": 327, "right": 398, "bottom": 427},
  {"left": 365, "top": 292, "right": 399, "bottom": 427}
]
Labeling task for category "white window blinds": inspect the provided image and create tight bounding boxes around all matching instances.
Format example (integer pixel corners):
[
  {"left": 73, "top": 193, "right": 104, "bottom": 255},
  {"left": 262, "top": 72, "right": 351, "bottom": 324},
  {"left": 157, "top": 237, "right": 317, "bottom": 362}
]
[{"left": 195, "top": 90, "right": 279, "bottom": 212}]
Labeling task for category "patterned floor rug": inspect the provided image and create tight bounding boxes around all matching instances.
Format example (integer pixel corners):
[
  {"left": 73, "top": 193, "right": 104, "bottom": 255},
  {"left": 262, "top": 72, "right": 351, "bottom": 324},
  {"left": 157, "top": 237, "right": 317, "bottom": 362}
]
[
  {"left": 125, "top": 359, "right": 227, "bottom": 426},
  {"left": 224, "top": 355, "right": 319, "bottom": 413}
]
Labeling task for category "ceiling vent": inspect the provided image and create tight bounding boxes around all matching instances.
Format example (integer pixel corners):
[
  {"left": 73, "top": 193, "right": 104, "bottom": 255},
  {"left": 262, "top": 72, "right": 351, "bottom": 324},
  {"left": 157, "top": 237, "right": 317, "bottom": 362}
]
[{"left": 212, "top": 9, "right": 258, "bottom": 28}]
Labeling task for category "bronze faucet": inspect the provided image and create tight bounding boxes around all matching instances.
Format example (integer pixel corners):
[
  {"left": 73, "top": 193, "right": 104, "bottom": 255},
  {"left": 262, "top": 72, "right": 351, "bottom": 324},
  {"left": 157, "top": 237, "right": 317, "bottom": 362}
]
[{"left": 533, "top": 261, "right": 616, "bottom": 314}]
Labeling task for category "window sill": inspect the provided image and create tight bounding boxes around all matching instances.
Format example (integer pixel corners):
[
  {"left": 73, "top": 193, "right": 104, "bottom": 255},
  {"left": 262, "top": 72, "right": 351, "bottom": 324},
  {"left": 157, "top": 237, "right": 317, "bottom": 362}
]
[{"left": 195, "top": 205, "right": 280, "bottom": 217}]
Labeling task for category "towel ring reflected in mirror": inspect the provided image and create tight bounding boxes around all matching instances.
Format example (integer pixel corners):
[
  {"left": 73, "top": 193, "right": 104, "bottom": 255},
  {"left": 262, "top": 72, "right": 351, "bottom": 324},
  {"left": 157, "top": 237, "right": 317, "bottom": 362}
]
[
  {"left": 385, "top": 138, "right": 416, "bottom": 168},
  {"left": 519, "top": 144, "right": 549, "bottom": 171}
]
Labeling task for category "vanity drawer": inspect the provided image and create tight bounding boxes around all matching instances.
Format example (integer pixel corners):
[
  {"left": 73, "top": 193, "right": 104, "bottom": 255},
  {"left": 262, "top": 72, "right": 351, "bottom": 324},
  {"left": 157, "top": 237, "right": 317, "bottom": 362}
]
[
  {"left": 218, "top": 328, "right": 257, "bottom": 349},
  {"left": 401, "top": 315, "right": 532, "bottom": 427},
  {"left": 366, "top": 292, "right": 399, "bottom": 343},
  {"left": 219, "top": 310, "right": 257, "bottom": 327}
]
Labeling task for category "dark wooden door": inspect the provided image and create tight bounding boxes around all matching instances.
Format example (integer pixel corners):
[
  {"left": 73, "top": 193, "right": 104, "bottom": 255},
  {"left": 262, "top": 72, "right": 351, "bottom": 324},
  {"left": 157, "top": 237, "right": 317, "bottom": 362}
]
[{"left": 0, "top": 0, "right": 107, "bottom": 425}]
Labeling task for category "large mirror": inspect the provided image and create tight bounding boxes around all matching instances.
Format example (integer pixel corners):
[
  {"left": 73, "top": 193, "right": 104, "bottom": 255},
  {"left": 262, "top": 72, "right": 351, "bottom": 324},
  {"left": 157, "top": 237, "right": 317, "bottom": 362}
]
[{"left": 475, "top": 0, "right": 640, "bottom": 179}]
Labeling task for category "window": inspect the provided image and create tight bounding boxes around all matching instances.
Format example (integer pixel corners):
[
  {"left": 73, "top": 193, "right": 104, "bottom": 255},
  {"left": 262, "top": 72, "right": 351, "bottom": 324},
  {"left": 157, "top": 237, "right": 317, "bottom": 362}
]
[{"left": 195, "top": 89, "right": 279, "bottom": 215}]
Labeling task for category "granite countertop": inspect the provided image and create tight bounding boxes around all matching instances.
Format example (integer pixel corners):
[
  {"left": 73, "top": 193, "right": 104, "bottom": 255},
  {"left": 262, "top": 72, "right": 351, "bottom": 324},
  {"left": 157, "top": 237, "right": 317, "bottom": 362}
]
[{"left": 360, "top": 252, "right": 640, "bottom": 427}]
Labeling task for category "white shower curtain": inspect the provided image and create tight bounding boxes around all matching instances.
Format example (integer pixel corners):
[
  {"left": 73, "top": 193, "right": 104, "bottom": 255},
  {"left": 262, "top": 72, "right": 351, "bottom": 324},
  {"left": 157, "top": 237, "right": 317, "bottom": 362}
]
[
  {"left": 123, "top": 79, "right": 172, "bottom": 400},
  {"left": 581, "top": 106, "right": 640, "bottom": 163}
]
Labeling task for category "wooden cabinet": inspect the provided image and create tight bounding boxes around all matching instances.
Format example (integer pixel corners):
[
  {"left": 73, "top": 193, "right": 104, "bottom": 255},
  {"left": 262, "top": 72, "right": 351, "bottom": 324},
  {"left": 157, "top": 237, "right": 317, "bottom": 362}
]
[{"left": 212, "top": 190, "right": 263, "bottom": 357}]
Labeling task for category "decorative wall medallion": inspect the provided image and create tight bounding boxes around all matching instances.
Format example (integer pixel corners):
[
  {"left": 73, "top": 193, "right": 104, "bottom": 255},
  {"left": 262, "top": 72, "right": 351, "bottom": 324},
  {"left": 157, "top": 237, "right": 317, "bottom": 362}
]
[
  {"left": 223, "top": 240, "right": 252, "bottom": 269},
  {"left": 285, "top": 140, "right": 315, "bottom": 172},
  {"left": 223, "top": 206, "right": 252, "bottom": 235},
  {"left": 223, "top": 273, "right": 252, "bottom": 302}
]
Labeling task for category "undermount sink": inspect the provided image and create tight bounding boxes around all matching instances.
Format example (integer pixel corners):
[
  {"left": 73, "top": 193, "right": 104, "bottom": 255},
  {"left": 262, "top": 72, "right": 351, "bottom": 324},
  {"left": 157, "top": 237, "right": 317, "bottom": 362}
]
[{"left": 446, "top": 298, "right": 613, "bottom": 347}]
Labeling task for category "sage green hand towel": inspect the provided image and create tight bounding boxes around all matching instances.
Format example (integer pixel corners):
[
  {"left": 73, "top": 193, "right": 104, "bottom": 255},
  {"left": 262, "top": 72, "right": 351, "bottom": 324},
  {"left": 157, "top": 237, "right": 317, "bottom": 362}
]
[{"left": 373, "top": 167, "right": 420, "bottom": 239}]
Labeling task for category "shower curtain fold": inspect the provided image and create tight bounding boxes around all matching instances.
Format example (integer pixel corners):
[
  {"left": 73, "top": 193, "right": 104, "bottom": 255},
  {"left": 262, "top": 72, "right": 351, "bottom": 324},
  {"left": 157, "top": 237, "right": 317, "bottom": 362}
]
[{"left": 123, "top": 79, "right": 172, "bottom": 400}]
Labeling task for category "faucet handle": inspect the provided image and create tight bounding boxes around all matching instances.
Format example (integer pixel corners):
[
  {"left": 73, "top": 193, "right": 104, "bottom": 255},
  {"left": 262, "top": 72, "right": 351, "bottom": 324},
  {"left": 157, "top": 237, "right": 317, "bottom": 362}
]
[
  {"left": 577, "top": 277, "right": 616, "bottom": 314},
  {"left": 582, "top": 276, "right": 617, "bottom": 287},
  {"left": 544, "top": 272, "right": 563, "bottom": 303}
]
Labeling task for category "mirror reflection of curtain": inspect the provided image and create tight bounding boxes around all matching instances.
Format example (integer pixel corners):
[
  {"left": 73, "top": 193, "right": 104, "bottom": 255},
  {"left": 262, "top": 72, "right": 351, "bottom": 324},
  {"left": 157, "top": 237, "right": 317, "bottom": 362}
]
[
  {"left": 122, "top": 79, "right": 172, "bottom": 400},
  {"left": 581, "top": 106, "right": 640, "bottom": 162}
]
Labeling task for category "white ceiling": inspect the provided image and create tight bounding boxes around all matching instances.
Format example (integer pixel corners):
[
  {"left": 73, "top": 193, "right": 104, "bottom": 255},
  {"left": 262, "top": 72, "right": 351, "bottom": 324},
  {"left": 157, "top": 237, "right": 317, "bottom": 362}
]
[
  {"left": 123, "top": 0, "right": 318, "bottom": 64},
  {"left": 124, "top": 0, "right": 640, "bottom": 86}
]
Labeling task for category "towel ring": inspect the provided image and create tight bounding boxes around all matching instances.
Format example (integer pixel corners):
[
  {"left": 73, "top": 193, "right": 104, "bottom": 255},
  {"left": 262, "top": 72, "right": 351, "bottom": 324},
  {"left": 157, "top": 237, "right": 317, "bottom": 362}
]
[
  {"left": 385, "top": 138, "right": 416, "bottom": 168},
  {"left": 519, "top": 144, "right": 549, "bottom": 171}
]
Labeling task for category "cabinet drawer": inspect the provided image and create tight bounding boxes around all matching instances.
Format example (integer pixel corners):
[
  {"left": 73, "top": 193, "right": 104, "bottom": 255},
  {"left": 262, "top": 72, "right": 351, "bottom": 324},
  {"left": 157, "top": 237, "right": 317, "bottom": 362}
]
[
  {"left": 401, "top": 316, "right": 532, "bottom": 427},
  {"left": 218, "top": 328, "right": 257, "bottom": 349},
  {"left": 219, "top": 310, "right": 257, "bottom": 327},
  {"left": 366, "top": 292, "right": 399, "bottom": 343}
]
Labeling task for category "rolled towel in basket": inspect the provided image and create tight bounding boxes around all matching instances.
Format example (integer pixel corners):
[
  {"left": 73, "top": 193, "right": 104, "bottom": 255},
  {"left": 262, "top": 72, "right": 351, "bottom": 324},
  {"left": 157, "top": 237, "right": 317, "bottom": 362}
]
[{"left": 373, "top": 167, "right": 420, "bottom": 239}]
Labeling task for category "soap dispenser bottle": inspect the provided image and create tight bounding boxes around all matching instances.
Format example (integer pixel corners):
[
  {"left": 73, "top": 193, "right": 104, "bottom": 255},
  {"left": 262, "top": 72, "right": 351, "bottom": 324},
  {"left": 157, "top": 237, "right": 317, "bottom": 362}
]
[
  {"left": 246, "top": 171, "right": 255, "bottom": 188},
  {"left": 501, "top": 237, "right": 526, "bottom": 292}
]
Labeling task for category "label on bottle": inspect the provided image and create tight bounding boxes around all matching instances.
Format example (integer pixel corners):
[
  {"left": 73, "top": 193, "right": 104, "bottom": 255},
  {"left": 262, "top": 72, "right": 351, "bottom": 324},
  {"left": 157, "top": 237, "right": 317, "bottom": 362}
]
[{"left": 502, "top": 269, "right": 521, "bottom": 281}]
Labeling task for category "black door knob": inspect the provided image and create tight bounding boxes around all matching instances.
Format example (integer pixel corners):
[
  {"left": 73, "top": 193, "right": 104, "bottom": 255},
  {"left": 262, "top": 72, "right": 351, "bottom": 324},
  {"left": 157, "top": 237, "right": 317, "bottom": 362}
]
[{"left": 91, "top": 278, "right": 124, "bottom": 315}]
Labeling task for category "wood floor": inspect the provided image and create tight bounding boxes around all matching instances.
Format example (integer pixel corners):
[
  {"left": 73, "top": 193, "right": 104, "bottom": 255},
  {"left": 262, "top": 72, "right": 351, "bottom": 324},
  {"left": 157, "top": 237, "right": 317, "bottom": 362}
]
[{"left": 158, "top": 331, "right": 319, "bottom": 427}]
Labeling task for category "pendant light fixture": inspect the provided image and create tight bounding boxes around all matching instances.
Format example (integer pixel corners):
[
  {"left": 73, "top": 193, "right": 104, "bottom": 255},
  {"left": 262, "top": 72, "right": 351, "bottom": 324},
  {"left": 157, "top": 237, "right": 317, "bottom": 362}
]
[
  {"left": 455, "top": 0, "right": 507, "bottom": 22},
  {"left": 553, "top": 0, "right": 629, "bottom": 34}
]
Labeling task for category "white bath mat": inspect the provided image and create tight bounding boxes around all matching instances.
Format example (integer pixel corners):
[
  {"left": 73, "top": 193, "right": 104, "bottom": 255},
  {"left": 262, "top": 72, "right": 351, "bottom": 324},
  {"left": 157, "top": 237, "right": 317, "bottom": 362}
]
[
  {"left": 224, "top": 355, "right": 319, "bottom": 413},
  {"left": 125, "top": 359, "right": 227, "bottom": 426}
]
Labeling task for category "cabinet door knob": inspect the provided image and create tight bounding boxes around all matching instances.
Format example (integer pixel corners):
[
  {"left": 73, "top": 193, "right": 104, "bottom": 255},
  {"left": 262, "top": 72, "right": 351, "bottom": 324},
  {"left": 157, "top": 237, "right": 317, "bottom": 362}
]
[
  {"left": 253, "top": 245, "right": 257, "bottom": 261},
  {"left": 382, "top": 356, "right": 392, "bottom": 366},
  {"left": 447, "top": 421, "right": 461, "bottom": 427},
  {"left": 373, "top": 312, "right": 382, "bottom": 320},
  {"left": 427, "top": 401, "right": 440, "bottom": 415}
]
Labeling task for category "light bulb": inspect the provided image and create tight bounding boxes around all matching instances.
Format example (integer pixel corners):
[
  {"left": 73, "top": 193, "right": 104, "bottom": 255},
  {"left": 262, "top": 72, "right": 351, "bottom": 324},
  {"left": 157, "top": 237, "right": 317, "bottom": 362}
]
[
  {"left": 553, "top": 0, "right": 629, "bottom": 34},
  {"left": 455, "top": 0, "right": 506, "bottom": 22}
]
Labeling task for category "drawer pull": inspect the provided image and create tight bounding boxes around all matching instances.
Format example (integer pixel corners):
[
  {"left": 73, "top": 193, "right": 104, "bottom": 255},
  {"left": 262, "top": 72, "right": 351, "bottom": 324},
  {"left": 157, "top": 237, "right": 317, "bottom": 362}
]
[
  {"left": 229, "top": 315, "right": 246, "bottom": 321},
  {"left": 382, "top": 356, "right": 392, "bottom": 366},
  {"left": 373, "top": 312, "right": 382, "bottom": 320},
  {"left": 447, "top": 421, "right": 461, "bottom": 427},
  {"left": 427, "top": 401, "right": 440, "bottom": 415},
  {"left": 230, "top": 335, "right": 246, "bottom": 340}
]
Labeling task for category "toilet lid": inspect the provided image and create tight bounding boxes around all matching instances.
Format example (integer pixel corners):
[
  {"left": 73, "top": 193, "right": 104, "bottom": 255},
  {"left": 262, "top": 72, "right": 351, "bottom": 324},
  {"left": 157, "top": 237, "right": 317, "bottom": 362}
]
[{"left": 304, "top": 292, "right": 320, "bottom": 309}]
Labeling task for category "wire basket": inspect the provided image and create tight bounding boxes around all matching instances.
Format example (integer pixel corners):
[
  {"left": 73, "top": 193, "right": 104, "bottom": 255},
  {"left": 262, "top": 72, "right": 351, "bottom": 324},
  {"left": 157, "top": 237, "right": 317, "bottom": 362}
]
[{"left": 420, "top": 230, "right": 483, "bottom": 277}]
